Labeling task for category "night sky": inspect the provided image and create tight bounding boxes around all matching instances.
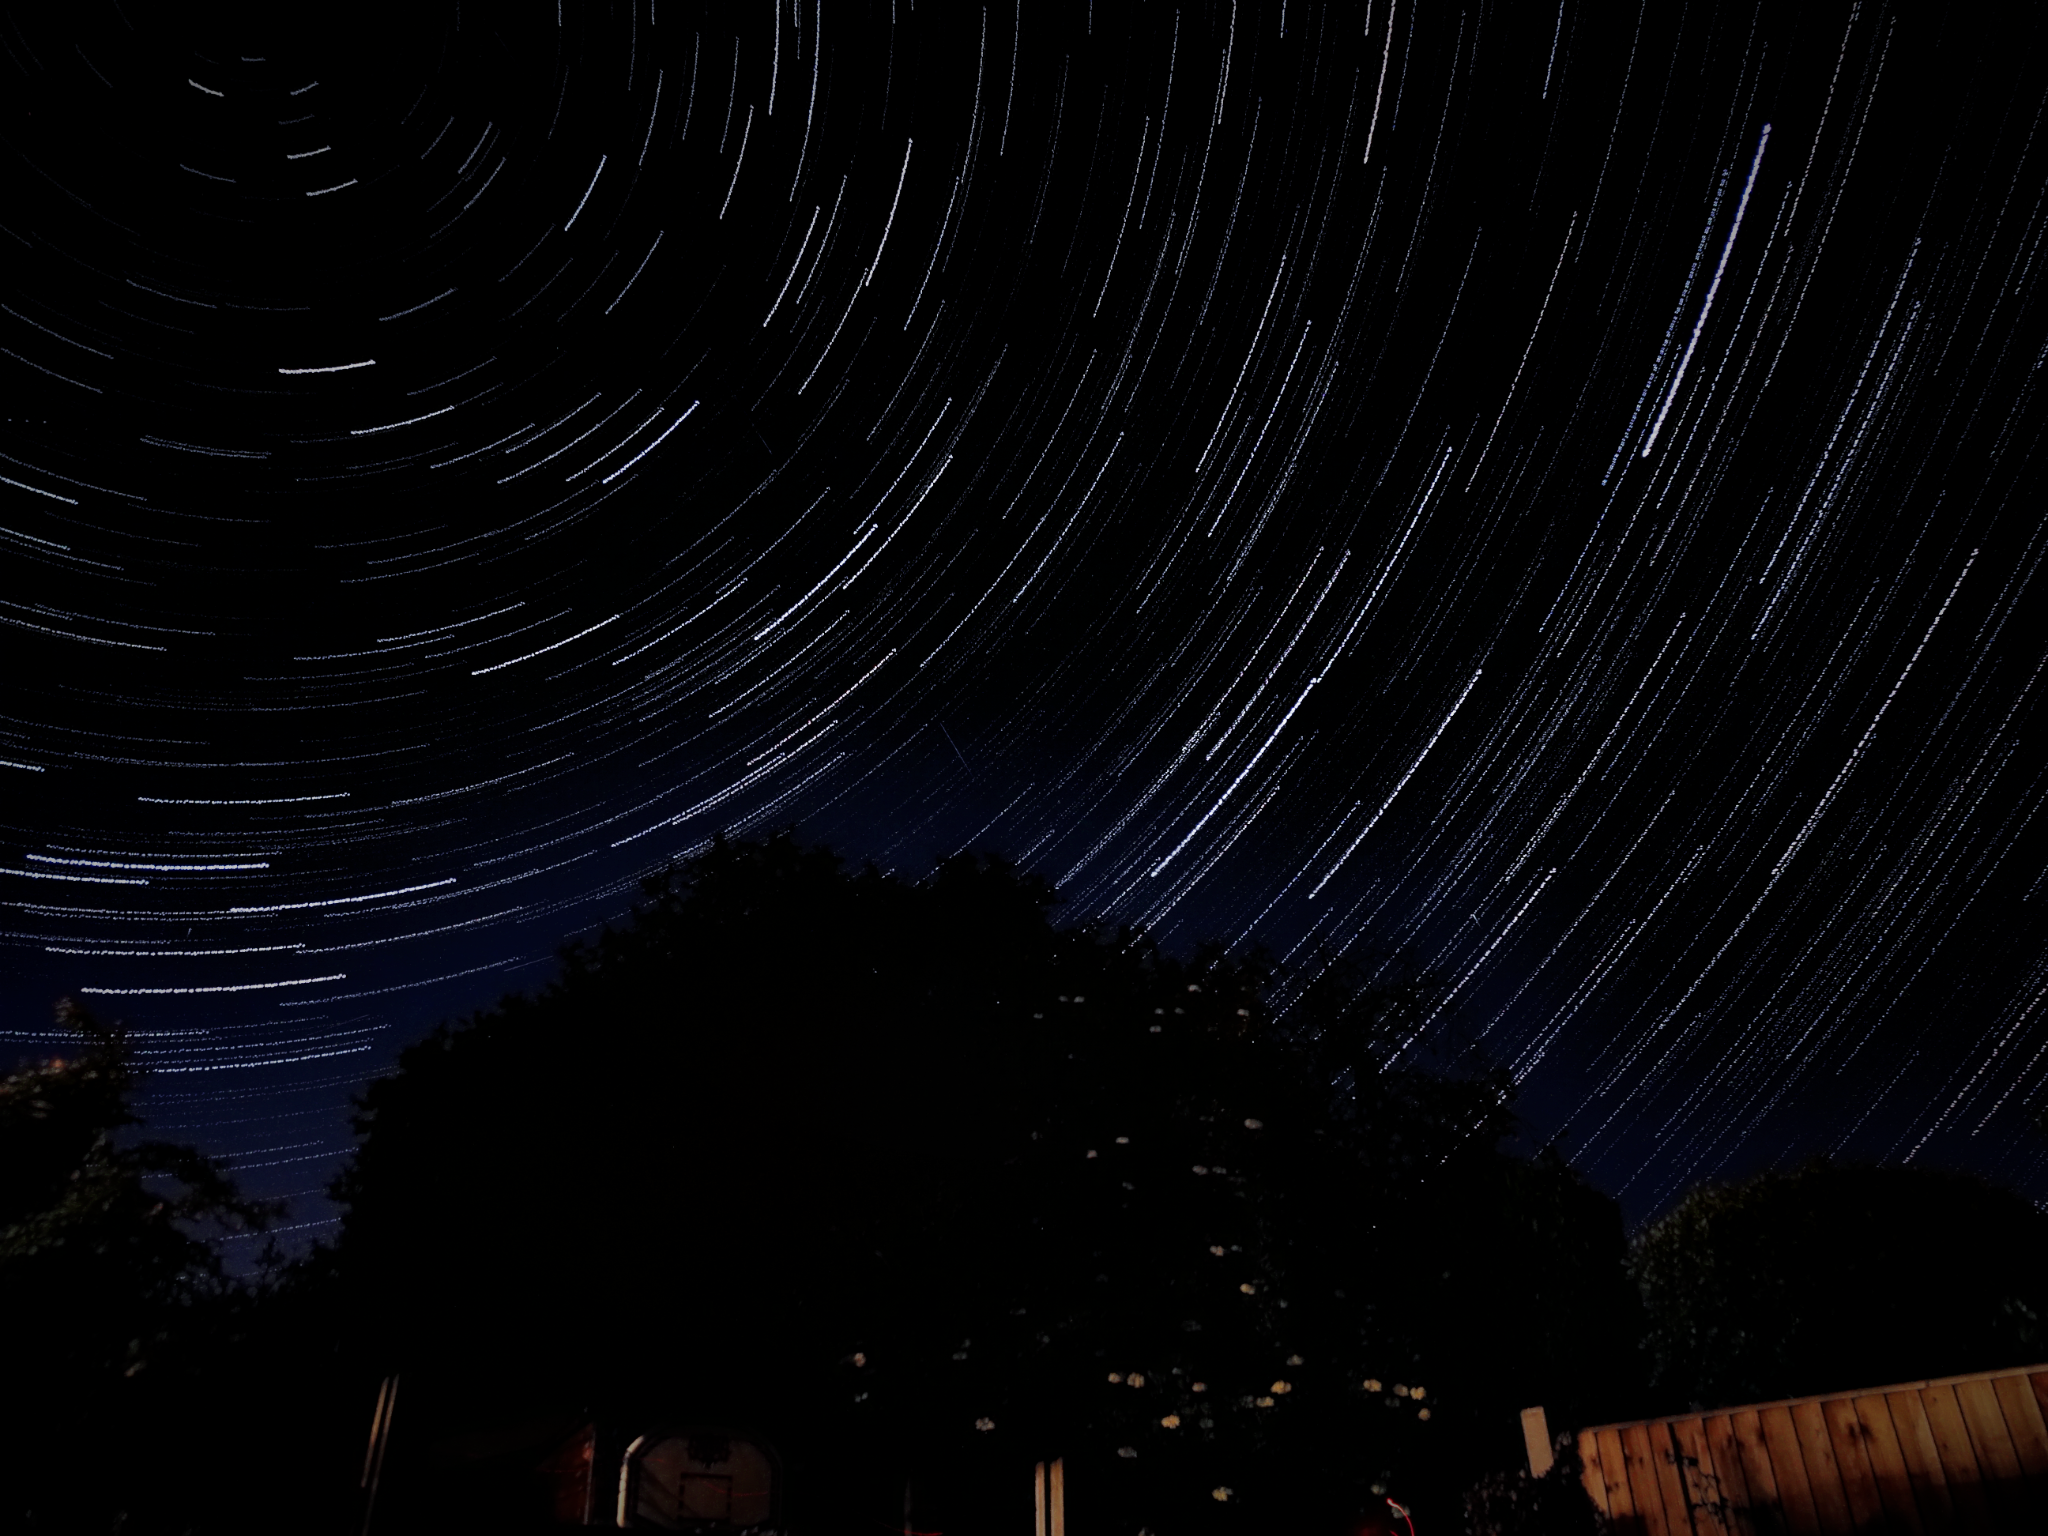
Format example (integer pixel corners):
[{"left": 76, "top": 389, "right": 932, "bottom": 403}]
[{"left": 3, "top": 0, "right": 2045, "bottom": 1246}]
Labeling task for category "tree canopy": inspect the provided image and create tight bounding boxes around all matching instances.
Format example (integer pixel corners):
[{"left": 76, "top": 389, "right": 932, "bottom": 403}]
[
  {"left": 1631, "top": 1159, "right": 2048, "bottom": 1412},
  {"left": 18, "top": 836, "right": 2048, "bottom": 1536},
  {"left": 329, "top": 832, "right": 1643, "bottom": 1532},
  {"left": 1, "top": 1001, "right": 276, "bottom": 1531}
]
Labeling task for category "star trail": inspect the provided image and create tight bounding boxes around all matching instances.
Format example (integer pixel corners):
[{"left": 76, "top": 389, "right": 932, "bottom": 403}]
[{"left": 2, "top": 0, "right": 2044, "bottom": 1236}]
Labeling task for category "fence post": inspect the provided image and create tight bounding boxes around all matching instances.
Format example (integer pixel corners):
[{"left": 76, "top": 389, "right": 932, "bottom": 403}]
[
  {"left": 1033, "top": 1457, "right": 1066, "bottom": 1536},
  {"left": 1521, "top": 1406, "right": 1554, "bottom": 1477}
]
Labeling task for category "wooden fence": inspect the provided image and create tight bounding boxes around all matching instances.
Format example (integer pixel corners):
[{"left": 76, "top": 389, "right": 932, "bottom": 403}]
[{"left": 1572, "top": 1362, "right": 2048, "bottom": 1533}]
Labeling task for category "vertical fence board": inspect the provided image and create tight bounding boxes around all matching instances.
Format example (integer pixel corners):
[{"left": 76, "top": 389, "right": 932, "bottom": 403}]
[
  {"left": 1702, "top": 1414, "right": 1763, "bottom": 1536},
  {"left": 1732, "top": 1411, "right": 1786, "bottom": 1533},
  {"left": 1918, "top": 1387, "right": 1992, "bottom": 1534},
  {"left": 1622, "top": 1423, "right": 1676, "bottom": 1536},
  {"left": 1956, "top": 1377, "right": 2036, "bottom": 1529},
  {"left": 1673, "top": 1417, "right": 1733, "bottom": 1534},
  {"left": 1760, "top": 1406, "right": 1825, "bottom": 1536},
  {"left": 1579, "top": 1430, "right": 1615, "bottom": 1519},
  {"left": 1790, "top": 1401, "right": 1855, "bottom": 1532},
  {"left": 1817, "top": 1397, "right": 1885, "bottom": 1529},
  {"left": 1953, "top": 1378, "right": 2022, "bottom": 1485},
  {"left": 1656, "top": 1422, "right": 1702, "bottom": 1535},
  {"left": 1989, "top": 1374, "right": 2048, "bottom": 1478},
  {"left": 1885, "top": 1391, "right": 1957, "bottom": 1535},
  {"left": 1599, "top": 1426, "right": 1641, "bottom": 1527},
  {"left": 1851, "top": 1395, "right": 1926, "bottom": 1535}
]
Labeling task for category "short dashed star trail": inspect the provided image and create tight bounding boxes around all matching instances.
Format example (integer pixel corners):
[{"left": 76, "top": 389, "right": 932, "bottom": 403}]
[{"left": 3, "top": 1, "right": 2044, "bottom": 1238}]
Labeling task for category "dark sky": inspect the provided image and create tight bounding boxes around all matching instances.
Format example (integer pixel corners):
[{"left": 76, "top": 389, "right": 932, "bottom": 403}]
[{"left": 3, "top": 0, "right": 2044, "bottom": 1245}]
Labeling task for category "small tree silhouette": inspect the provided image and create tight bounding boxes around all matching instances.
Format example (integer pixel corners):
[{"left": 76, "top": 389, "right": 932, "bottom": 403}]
[{"left": 1, "top": 998, "right": 278, "bottom": 1529}]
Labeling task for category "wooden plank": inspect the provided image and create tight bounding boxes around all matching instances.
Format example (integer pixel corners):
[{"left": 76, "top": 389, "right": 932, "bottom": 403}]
[
  {"left": 1599, "top": 1426, "right": 1641, "bottom": 1526},
  {"left": 1759, "top": 1406, "right": 1824, "bottom": 1536},
  {"left": 2032, "top": 1372, "right": 2048, "bottom": 1437},
  {"left": 1956, "top": 1376, "right": 2035, "bottom": 1529},
  {"left": 1673, "top": 1416, "right": 1734, "bottom": 1534},
  {"left": 1851, "top": 1395, "right": 1925, "bottom": 1535},
  {"left": 1992, "top": 1373, "right": 2048, "bottom": 1478},
  {"left": 1886, "top": 1390, "right": 1957, "bottom": 1535},
  {"left": 1579, "top": 1430, "right": 1614, "bottom": 1518},
  {"left": 1818, "top": 1397, "right": 1885, "bottom": 1530},
  {"left": 1919, "top": 1386, "right": 1993, "bottom": 1534},
  {"left": 1523, "top": 1407, "right": 1556, "bottom": 1477},
  {"left": 1622, "top": 1422, "right": 1676, "bottom": 1536},
  {"left": 1656, "top": 1422, "right": 1702, "bottom": 1534},
  {"left": 1702, "top": 1415, "right": 1763, "bottom": 1536},
  {"left": 1954, "top": 1377, "right": 2024, "bottom": 1484},
  {"left": 1574, "top": 1366, "right": 2048, "bottom": 1442},
  {"left": 1732, "top": 1410, "right": 1788, "bottom": 1535},
  {"left": 1789, "top": 1400, "right": 1855, "bottom": 1532}
]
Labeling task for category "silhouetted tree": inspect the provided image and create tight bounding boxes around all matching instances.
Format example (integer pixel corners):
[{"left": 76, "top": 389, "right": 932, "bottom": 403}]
[
  {"left": 1, "top": 1000, "right": 276, "bottom": 1532},
  {"left": 327, "top": 831, "right": 1641, "bottom": 1533},
  {"left": 1631, "top": 1160, "right": 2048, "bottom": 1411}
]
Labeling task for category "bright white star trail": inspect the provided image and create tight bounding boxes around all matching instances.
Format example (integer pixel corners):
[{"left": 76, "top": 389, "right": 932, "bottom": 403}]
[{"left": 2, "top": 1, "right": 2044, "bottom": 1234}]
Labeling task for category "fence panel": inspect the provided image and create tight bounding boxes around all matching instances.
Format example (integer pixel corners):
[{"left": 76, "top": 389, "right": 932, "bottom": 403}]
[{"left": 1565, "top": 1365, "right": 2048, "bottom": 1535}]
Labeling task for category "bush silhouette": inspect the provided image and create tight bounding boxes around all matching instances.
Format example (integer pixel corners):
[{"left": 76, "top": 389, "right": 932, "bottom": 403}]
[{"left": 1633, "top": 1160, "right": 2048, "bottom": 1410}]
